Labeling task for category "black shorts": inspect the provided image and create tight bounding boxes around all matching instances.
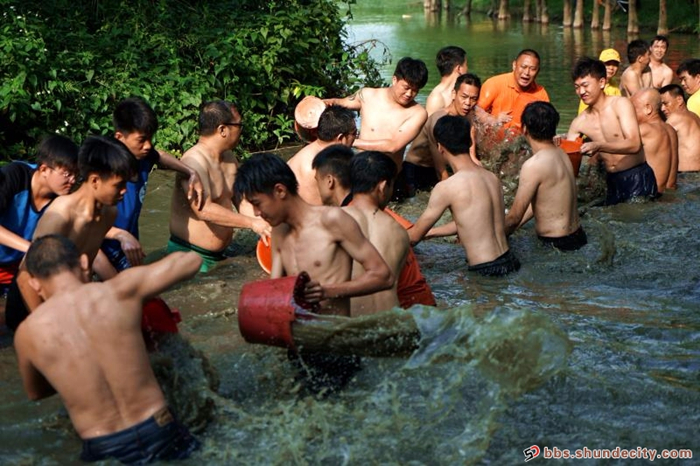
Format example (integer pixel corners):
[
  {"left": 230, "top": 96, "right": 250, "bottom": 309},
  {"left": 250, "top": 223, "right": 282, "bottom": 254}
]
[
  {"left": 605, "top": 162, "right": 658, "bottom": 205},
  {"left": 4, "top": 279, "right": 28, "bottom": 332},
  {"left": 538, "top": 226, "right": 588, "bottom": 251},
  {"left": 467, "top": 249, "right": 521, "bottom": 277}
]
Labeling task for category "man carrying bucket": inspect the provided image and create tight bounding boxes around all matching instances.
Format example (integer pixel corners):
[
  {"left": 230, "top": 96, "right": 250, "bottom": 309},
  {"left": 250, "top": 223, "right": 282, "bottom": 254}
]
[{"left": 505, "top": 102, "right": 587, "bottom": 251}]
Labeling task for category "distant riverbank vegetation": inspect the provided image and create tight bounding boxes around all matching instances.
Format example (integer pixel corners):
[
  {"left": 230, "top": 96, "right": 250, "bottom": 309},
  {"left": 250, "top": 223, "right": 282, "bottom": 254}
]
[{"left": 0, "top": 0, "right": 385, "bottom": 162}]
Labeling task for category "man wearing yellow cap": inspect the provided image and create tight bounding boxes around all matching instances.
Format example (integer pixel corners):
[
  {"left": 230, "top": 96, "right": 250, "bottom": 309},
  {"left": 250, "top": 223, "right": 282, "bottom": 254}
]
[{"left": 578, "top": 49, "right": 622, "bottom": 114}]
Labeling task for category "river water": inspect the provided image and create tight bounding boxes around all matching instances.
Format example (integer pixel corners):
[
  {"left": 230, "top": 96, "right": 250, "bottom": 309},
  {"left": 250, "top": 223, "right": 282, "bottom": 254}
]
[{"left": 1, "top": 3, "right": 699, "bottom": 465}]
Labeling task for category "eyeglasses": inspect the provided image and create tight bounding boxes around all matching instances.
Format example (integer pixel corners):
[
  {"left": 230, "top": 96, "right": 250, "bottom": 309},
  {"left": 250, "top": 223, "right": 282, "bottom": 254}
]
[{"left": 50, "top": 167, "right": 77, "bottom": 181}]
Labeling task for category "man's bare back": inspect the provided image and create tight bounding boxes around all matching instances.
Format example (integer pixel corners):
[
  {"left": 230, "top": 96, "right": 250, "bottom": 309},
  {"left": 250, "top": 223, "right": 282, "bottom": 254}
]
[
  {"left": 621, "top": 66, "right": 653, "bottom": 97},
  {"left": 665, "top": 110, "right": 700, "bottom": 172},
  {"left": 425, "top": 83, "right": 453, "bottom": 116},
  {"left": 288, "top": 142, "right": 325, "bottom": 205},
  {"left": 638, "top": 120, "right": 674, "bottom": 192}
]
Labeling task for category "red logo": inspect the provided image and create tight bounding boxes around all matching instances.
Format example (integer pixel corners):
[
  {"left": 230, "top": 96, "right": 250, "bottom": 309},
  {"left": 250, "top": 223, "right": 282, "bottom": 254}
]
[{"left": 524, "top": 445, "right": 541, "bottom": 462}]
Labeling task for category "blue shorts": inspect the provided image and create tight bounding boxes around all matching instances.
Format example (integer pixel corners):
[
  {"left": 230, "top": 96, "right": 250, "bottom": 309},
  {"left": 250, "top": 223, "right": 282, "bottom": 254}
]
[
  {"left": 80, "top": 408, "right": 200, "bottom": 464},
  {"left": 605, "top": 162, "right": 658, "bottom": 205}
]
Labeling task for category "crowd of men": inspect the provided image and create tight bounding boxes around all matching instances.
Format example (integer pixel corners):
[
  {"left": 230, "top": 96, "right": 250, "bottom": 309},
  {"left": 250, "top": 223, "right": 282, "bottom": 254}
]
[{"left": 1, "top": 36, "right": 699, "bottom": 463}]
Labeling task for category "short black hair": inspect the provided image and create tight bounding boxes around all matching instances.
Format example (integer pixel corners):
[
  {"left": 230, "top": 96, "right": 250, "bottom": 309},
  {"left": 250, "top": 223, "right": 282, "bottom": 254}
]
[
  {"left": 433, "top": 115, "right": 472, "bottom": 155},
  {"left": 312, "top": 144, "right": 353, "bottom": 189},
  {"left": 199, "top": 100, "right": 239, "bottom": 136},
  {"left": 78, "top": 136, "right": 136, "bottom": 181},
  {"left": 572, "top": 57, "right": 606, "bottom": 81},
  {"left": 394, "top": 57, "right": 429, "bottom": 90},
  {"left": 627, "top": 39, "right": 650, "bottom": 64},
  {"left": 36, "top": 135, "right": 79, "bottom": 174},
  {"left": 651, "top": 35, "right": 669, "bottom": 47},
  {"left": 436, "top": 46, "right": 467, "bottom": 77},
  {"left": 677, "top": 58, "right": 700, "bottom": 77},
  {"left": 113, "top": 97, "right": 159, "bottom": 138},
  {"left": 454, "top": 73, "right": 482, "bottom": 91},
  {"left": 522, "top": 101, "right": 560, "bottom": 142},
  {"left": 317, "top": 105, "right": 356, "bottom": 142},
  {"left": 659, "top": 83, "right": 686, "bottom": 101},
  {"left": 26, "top": 234, "right": 81, "bottom": 279},
  {"left": 516, "top": 49, "right": 541, "bottom": 63},
  {"left": 349, "top": 151, "right": 397, "bottom": 195},
  {"left": 233, "top": 152, "right": 298, "bottom": 205}
]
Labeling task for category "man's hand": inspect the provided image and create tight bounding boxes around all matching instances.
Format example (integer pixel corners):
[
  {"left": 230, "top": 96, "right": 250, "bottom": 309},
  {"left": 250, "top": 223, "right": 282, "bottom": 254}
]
[
  {"left": 187, "top": 170, "right": 205, "bottom": 211},
  {"left": 251, "top": 217, "right": 272, "bottom": 246},
  {"left": 581, "top": 141, "right": 602, "bottom": 156},
  {"left": 496, "top": 111, "right": 513, "bottom": 125},
  {"left": 303, "top": 280, "right": 325, "bottom": 303},
  {"left": 114, "top": 230, "right": 145, "bottom": 267}
]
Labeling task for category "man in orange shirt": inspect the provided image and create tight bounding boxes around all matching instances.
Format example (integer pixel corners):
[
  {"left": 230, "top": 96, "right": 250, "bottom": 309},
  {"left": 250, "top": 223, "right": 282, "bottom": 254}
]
[{"left": 477, "top": 49, "right": 550, "bottom": 132}]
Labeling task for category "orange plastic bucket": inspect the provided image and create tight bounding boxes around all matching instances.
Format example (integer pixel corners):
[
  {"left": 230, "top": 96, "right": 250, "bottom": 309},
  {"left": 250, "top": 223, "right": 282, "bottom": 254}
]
[
  {"left": 238, "top": 272, "right": 316, "bottom": 350},
  {"left": 384, "top": 207, "right": 413, "bottom": 230},
  {"left": 256, "top": 239, "right": 272, "bottom": 274},
  {"left": 559, "top": 138, "right": 583, "bottom": 177}
]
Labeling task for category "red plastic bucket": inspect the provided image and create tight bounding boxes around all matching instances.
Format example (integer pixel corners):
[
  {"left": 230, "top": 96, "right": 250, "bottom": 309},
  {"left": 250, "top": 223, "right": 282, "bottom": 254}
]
[
  {"left": 238, "top": 272, "right": 316, "bottom": 350},
  {"left": 559, "top": 138, "right": 583, "bottom": 177},
  {"left": 256, "top": 238, "right": 272, "bottom": 274}
]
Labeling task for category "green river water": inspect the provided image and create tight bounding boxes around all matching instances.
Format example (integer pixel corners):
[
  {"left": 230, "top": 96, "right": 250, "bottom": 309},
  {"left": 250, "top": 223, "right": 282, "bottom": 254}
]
[{"left": 1, "top": 2, "right": 699, "bottom": 464}]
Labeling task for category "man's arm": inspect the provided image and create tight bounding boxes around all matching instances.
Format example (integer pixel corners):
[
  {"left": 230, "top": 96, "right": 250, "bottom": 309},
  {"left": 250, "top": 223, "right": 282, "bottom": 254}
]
[
  {"left": 353, "top": 107, "right": 428, "bottom": 154},
  {"left": 425, "top": 92, "right": 445, "bottom": 116},
  {"left": 505, "top": 161, "right": 540, "bottom": 236},
  {"left": 303, "top": 209, "right": 393, "bottom": 303},
  {"left": 323, "top": 89, "right": 364, "bottom": 111},
  {"left": 15, "top": 328, "right": 57, "bottom": 400},
  {"left": 580, "top": 98, "right": 642, "bottom": 155},
  {"left": 408, "top": 184, "right": 450, "bottom": 245},
  {"left": 157, "top": 150, "right": 205, "bottom": 210},
  {"left": 667, "top": 124, "right": 679, "bottom": 189},
  {"left": 104, "top": 227, "right": 144, "bottom": 267},
  {"left": 269, "top": 228, "right": 285, "bottom": 279},
  {"left": 112, "top": 251, "right": 202, "bottom": 301},
  {"left": 0, "top": 226, "right": 31, "bottom": 254}
]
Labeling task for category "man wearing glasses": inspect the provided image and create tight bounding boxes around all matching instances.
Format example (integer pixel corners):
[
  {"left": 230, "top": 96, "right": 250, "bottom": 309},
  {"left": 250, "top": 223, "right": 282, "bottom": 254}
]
[{"left": 167, "top": 100, "right": 271, "bottom": 273}]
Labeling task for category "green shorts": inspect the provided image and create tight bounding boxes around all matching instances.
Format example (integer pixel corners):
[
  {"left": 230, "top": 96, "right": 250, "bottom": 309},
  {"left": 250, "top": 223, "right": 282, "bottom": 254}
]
[{"left": 166, "top": 235, "right": 226, "bottom": 273}]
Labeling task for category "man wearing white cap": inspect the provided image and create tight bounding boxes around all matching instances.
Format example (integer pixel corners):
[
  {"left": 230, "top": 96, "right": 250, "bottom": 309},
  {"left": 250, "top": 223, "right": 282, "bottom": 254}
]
[{"left": 578, "top": 48, "right": 622, "bottom": 114}]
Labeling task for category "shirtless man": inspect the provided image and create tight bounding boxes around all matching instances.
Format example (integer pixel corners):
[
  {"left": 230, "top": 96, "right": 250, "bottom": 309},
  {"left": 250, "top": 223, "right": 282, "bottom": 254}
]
[
  {"left": 6, "top": 136, "right": 136, "bottom": 331},
  {"left": 425, "top": 46, "right": 468, "bottom": 115},
  {"left": 631, "top": 88, "right": 678, "bottom": 192},
  {"left": 233, "top": 152, "right": 392, "bottom": 317},
  {"left": 578, "top": 48, "right": 622, "bottom": 114},
  {"left": 659, "top": 84, "right": 700, "bottom": 172},
  {"left": 344, "top": 151, "right": 408, "bottom": 316},
  {"left": 14, "top": 235, "right": 201, "bottom": 463},
  {"left": 477, "top": 49, "right": 550, "bottom": 131},
  {"left": 649, "top": 35, "right": 674, "bottom": 89},
  {"left": 409, "top": 115, "right": 520, "bottom": 277},
  {"left": 567, "top": 57, "right": 657, "bottom": 205},
  {"left": 314, "top": 145, "right": 436, "bottom": 309},
  {"left": 620, "top": 39, "right": 653, "bottom": 97},
  {"left": 401, "top": 73, "right": 484, "bottom": 196},
  {"left": 676, "top": 58, "right": 700, "bottom": 117},
  {"left": 287, "top": 105, "right": 357, "bottom": 205},
  {"left": 168, "top": 100, "right": 271, "bottom": 273},
  {"left": 506, "top": 102, "right": 587, "bottom": 250},
  {"left": 324, "top": 57, "right": 429, "bottom": 170}
]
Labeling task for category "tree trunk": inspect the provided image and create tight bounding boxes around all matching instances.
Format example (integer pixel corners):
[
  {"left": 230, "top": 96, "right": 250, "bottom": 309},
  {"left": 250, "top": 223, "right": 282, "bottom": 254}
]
[
  {"left": 657, "top": 0, "right": 668, "bottom": 35},
  {"left": 523, "top": 0, "right": 532, "bottom": 22},
  {"left": 461, "top": 0, "right": 473, "bottom": 16},
  {"left": 538, "top": 0, "right": 549, "bottom": 24},
  {"left": 603, "top": 0, "right": 612, "bottom": 31},
  {"left": 563, "top": 0, "right": 573, "bottom": 27},
  {"left": 498, "top": 0, "right": 510, "bottom": 19},
  {"left": 573, "top": 0, "right": 584, "bottom": 28},
  {"left": 591, "top": 0, "right": 600, "bottom": 29},
  {"left": 424, "top": 0, "right": 441, "bottom": 12},
  {"left": 628, "top": 0, "right": 639, "bottom": 34}
]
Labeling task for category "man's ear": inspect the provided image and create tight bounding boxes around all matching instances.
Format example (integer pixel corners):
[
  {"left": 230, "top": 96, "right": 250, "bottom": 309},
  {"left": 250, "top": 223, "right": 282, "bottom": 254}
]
[
  {"left": 27, "top": 277, "right": 42, "bottom": 295},
  {"left": 437, "top": 142, "right": 445, "bottom": 154},
  {"left": 377, "top": 179, "right": 388, "bottom": 194},
  {"left": 79, "top": 254, "right": 90, "bottom": 283},
  {"left": 273, "top": 183, "right": 288, "bottom": 199},
  {"left": 391, "top": 75, "right": 398, "bottom": 87},
  {"left": 512, "top": 60, "right": 517, "bottom": 72},
  {"left": 114, "top": 131, "right": 125, "bottom": 142}
]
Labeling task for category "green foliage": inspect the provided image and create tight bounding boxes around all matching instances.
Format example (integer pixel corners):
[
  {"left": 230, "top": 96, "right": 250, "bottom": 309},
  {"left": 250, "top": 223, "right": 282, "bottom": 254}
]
[{"left": 0, "top": 0, "right": 386, "bottom": 161}]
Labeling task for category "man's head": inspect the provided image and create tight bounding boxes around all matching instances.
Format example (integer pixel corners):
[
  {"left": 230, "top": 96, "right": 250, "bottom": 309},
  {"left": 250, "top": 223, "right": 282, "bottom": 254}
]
[
  {"left": 627, "top": 39, "right": 651, "bottom": 67},
  {"left": 199, "top": 100, "right": 243, "bottom": 149},
  {"left": 522, "top": 101, "right": 559, "bottom": 142},
  {"left": 631, "top": 88, "right": 662, "bottom": 122},
  {"left": 512, "top": 49, "right": 541, "bottom": 91},
  {"left": 78, "top": 136, "right": 135, "bottom": 206},
  {"left": 433, "top": 115, "right": 472, "bottom": 156},
  {"left": 312, "top": 144, "right": 353, "bottom": 206},
  {"left": 25, "top": 235, "right": 89, "bottom": 299},
  {"left": 317, "top": 105, "right": 357, "bottom": 146},
  {"left": 349, "top": 151, "right": 397, "bottom": 208},
  {"left": 391, "top": 57, "right": 429, "bottom": 106},
  {"left": 598, "top": 48, "right": 621, "bottom": 80},
  {"left": 452, "top": 73, "right": 481, "bottom": 116},
  {"left": 572, "top": 57, "right": 607, "bottom": 106},
  {"left": 436, "top": 46, "right": 467, "bottom": 78},
  {"left": 676, "top": 59, "right": 700, "bottom": 96},
  {"left": 35, "top": 135, "right": 79, "bottom": 195},
  {"left": 659, "top": 84, "right": 687, "bottom": 118},
  {"left": 233, "top": 152, "right": 298, "bottom": 226},
  {"left": 650, "top": 35, "right": 669, "bottom": 62},
  {"left": 113, "top": 97, "right": 159, "bottom": 160}
]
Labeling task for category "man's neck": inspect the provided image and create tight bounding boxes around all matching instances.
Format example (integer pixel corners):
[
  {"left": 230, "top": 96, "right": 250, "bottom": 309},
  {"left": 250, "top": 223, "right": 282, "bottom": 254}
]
[
  {"left": 527, "top": 137, "right": 555, "bottom": 154},
  {"left": 41, "top": 272, "right": 84, "bottom": 301},
  {"left": 349, "top": 192, "right": 380, "bottom": 212},
  {"left": 445, "top": 151, "right": 476, "bottom": 172},
  {"left": 333, "top": 188, "right": 352, "bottom": 207},
  {"left": 72, "top": 185, "right": 106, "bottom": 222},
  {"left": 30, "top": 171, "right": 57, "bottom": 206},
  {"left": 196, "top": 137, "right": 228, "bottom": 162}
]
